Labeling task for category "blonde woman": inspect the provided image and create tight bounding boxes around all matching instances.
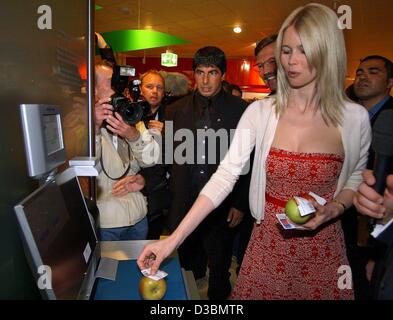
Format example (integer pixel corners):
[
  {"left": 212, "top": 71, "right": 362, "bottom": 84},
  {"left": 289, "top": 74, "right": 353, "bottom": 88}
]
[{"left": 137, "top": 3, "right": 371, "bottom": 300}]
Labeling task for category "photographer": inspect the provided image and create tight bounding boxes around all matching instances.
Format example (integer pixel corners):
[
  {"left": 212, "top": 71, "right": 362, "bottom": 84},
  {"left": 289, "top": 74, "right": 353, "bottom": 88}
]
[{"left": 95, "top": 60, "right": 159, "bottom": 241}]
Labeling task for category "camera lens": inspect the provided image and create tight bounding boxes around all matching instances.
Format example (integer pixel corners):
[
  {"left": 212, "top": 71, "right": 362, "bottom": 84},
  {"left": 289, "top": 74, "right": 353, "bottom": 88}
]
[{"left": 110, "top": 94, "right": 150, "bottom": 125}]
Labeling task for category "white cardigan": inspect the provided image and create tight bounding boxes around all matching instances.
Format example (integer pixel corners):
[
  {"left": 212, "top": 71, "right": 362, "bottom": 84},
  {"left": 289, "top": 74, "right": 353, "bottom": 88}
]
[{"left": 200, "top": 97, "right": 372, "bottom": 224}]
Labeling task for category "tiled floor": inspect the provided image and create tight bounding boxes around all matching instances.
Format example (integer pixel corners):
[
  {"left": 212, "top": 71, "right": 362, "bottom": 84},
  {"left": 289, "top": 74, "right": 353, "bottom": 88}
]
[{"left": 196, "top": 256, "right": 239, "bottom": 300}]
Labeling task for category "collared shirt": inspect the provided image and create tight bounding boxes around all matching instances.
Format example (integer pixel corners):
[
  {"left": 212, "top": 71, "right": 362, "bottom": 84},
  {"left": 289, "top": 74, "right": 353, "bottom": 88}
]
[
  {"left": 368, "top": 95, "right": 391, "bottom": 120},
  {"left": 191, "top": 89, "right": 224, "bottom": 198}
]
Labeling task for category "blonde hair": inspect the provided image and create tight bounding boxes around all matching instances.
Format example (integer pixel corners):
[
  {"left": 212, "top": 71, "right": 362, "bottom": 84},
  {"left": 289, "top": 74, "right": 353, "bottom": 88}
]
[{"left": 275, "top": 3, "right": 347, "bottom": 126}]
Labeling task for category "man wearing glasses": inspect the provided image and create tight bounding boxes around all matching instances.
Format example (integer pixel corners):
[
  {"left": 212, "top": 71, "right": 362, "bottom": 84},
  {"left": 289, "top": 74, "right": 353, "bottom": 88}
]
[
  {"left": 230, "top": 35, "right": 279, "bottom": 275},
  {"left": 254, "top": 34, "right": 278, "bottom": 93}
]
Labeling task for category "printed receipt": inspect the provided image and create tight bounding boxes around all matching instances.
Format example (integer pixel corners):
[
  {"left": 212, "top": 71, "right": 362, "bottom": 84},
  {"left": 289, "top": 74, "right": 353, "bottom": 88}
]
[{"left": 141, "top": 268, "right": 168, "bottom": 281}]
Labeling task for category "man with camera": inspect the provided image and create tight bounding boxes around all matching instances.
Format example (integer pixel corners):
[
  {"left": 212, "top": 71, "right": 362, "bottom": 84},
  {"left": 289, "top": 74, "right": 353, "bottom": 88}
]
[
  {"left": 94, "top": 60, "right": 159, "bottom": 241},
  {"left": 137, "top": 70, "right": 171, "bottom": 239}
]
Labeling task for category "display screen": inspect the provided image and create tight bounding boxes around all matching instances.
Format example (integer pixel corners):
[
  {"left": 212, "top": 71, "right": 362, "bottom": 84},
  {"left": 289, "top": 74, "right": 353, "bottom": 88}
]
[
  {"left": 19, "top": 173, "right": 97, "bottom": 299},
  {"left": 43, "top": 114, "right": 64, "bottom": 156}
]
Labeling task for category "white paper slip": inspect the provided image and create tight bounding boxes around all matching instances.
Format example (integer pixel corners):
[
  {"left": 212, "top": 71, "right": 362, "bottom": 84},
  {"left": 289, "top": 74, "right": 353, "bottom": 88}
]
[
  {"left": 308, "top": 192, "right": 327, "bottom": 205},
  {"left": 294, "top": 196, "right": 316, "bottom": 217},
  {"left": 141, "top": 268, "right": 168, "bottom": 281},
  {"left": 276, "top": 213, "right": 307, "bottom": 230}
]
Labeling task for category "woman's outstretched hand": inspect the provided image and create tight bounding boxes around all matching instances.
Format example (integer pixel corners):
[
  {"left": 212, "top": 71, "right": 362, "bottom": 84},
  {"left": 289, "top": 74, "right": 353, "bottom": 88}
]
[{"left": 136, "top": 236, "right": 179, "bottom": 275}]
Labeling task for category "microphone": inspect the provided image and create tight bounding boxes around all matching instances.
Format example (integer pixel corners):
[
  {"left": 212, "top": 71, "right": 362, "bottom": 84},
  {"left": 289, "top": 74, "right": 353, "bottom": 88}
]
[{"left": 369, "top": 109, "right": 393, "bottom": 227}]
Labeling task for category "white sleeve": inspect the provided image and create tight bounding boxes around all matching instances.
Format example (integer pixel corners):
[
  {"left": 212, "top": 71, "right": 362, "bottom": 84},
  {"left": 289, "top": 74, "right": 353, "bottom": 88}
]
[
  {"left": 128, "top": 125, "right": 160, "bottom": 168},
  {"left": 343, "top": 108, "right": 372, "bottom": 191},
  {"left": 200, "top": 102, "right": 260, "bottom": 207}
]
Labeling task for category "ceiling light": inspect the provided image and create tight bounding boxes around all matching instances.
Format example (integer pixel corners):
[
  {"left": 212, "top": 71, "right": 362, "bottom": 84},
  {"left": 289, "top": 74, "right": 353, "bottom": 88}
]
[
  {"left": 118, "top": 7, "right": 130, "bottom": 14},
  {"left": 233, "top": 26, "right": 242, "bottom": 33},
  {"left": 161, "top": 50, "right": 178, "bottom": 67},
  {"left": 241, "top": 60, "right": 250, "bottom": 71}
]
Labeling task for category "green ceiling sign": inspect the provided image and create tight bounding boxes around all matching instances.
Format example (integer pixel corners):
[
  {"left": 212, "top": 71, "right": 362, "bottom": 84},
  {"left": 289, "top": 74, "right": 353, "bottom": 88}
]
[
  {"left": 95, "top": 5, "right": 103, "bottom": 11},
  {"left": 101, "top": 30, "right": 189, "bottom": 52}
]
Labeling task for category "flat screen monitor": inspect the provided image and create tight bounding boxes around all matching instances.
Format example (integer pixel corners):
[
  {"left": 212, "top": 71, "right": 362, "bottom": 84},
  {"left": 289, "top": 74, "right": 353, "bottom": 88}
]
[
  {"left": 14, "top": 168, "right": 98, "bottom": 300},
  {"left": 42, "top": 114, "right": 63, "bottom": 155},
  {"left": 19, "top": 104, "right": 67, "bottom": 178}
]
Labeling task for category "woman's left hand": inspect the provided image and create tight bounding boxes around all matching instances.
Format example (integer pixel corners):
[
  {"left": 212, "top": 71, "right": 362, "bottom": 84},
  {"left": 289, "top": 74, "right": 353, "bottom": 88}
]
[
  {"left": 112, "top": 174, "right": 145, "bottom": 197},
  {"left": 302, "top": 200, "right": 344, "bottom": 230}
]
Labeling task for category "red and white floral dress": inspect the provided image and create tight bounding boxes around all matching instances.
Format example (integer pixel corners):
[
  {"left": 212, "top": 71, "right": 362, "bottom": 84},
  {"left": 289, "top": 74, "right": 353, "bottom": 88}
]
[{"left": 231, "top": 147, "right": 354, "bottom": 300}]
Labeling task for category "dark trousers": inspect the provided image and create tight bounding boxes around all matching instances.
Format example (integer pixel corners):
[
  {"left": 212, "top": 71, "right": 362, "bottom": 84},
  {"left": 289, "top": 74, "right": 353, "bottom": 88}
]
[
  {"left": 233, "top": 214, "right": 254, "bottom": 274},
  {"left": 341, "top": 208, "right": 373, "bottom": 300},
  {"left": 177, "top": 205, "right": 235, "bottom": 300},
  {"left": 147, "top": 212, "right": 167, "bottom": 239}
]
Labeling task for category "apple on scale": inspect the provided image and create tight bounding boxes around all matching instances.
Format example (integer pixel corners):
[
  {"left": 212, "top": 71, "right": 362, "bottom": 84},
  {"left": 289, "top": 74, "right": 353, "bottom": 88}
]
[
  {"left": 139, "top": 268, "right": 168, "bottom": 300},
  {"left": 139, "top": 276, "right": 167, "bottom": 300}
]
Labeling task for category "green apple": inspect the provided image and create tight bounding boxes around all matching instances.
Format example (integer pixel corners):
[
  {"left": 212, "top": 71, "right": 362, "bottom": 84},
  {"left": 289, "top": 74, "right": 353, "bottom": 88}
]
[
  {"left": 139, "top": 276, "right": 167, "bottom": 300},
  {"left": 285, "top": 198, "right": 313, "bottom": 225}
]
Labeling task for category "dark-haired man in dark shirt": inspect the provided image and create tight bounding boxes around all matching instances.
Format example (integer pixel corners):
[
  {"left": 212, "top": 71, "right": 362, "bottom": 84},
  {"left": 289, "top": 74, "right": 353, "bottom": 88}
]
[{"left": 165, "top": 46, "right": 249, "bottom": 300}]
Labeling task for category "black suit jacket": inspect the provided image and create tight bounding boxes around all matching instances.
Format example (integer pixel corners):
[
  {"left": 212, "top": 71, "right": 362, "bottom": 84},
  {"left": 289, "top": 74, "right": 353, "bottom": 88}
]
[
  {"left": 367, "top": 96, "right": 393, "bottom": 169},
  {"left": 369, "top": 96, "right": 393, "bottom": 299},
  {"left": 164, "top": 89, "right": 250, "bottom": 231},
  {"left": 139, "top": 104, "right": 171, "bottom": 221}
]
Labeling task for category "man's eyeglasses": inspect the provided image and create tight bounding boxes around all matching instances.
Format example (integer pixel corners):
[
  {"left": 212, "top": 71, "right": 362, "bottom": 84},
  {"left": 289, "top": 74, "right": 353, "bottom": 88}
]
[{"left": 254, "top": 58, "right": 276, "bottom": 71}]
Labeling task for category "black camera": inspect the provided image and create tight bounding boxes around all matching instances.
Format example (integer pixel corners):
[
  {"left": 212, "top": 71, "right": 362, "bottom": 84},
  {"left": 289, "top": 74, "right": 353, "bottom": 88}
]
[
  {"left": 110, "top": 66, "right": 150, "bottom": 125},
  {"left": 110, "top": 93, "right": 150, "bottom": 126}
]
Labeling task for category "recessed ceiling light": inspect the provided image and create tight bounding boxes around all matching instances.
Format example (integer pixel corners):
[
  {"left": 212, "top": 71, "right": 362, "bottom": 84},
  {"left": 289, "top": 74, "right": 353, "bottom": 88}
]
[
  {"left": 118, "top": 7, "right": 130, "bottom": 14},
  {"left": 233, "top": 26, "right": 242, "bottom": 33}
]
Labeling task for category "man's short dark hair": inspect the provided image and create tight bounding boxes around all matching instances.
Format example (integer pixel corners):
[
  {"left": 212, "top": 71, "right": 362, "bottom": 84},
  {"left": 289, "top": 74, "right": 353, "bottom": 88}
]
[
  {"left": 192, "top": 46, "right": 227, "bottom": 74},
  {"left": 254, "top": 34, "right": 278, "bottom": 57},
  {"left": 361, "top": 55, "right": 393, "bottom": 79}
]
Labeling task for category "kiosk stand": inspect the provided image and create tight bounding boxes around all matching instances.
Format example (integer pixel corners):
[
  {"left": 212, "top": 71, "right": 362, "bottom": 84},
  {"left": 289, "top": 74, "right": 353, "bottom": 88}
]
[{"left": 15, "top": 104, "right": 199, "bottom": 300}]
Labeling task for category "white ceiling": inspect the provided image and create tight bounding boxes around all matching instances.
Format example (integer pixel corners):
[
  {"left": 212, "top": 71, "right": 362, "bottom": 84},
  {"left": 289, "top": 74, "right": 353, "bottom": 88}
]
[{"left": 95, "top": 0, "right": 393, "bottom": 78}]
